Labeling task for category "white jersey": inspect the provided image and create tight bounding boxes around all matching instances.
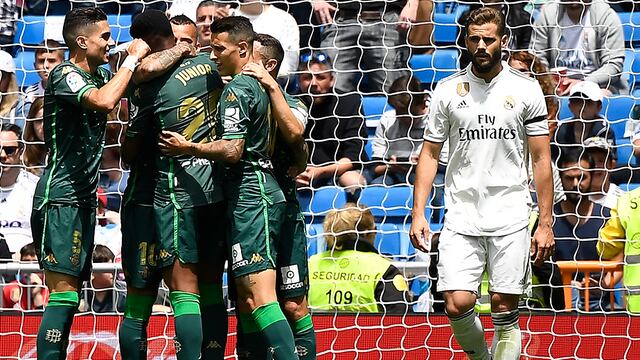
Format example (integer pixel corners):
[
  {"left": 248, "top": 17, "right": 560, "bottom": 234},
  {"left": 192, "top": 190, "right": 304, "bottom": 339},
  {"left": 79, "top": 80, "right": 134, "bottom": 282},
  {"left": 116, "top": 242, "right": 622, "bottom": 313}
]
[
  {"left": 0, "top": 170, "right": 38, "bottom": 252},
  {"left": 424, "top": 63, "right": 549, "bottom": 236}
]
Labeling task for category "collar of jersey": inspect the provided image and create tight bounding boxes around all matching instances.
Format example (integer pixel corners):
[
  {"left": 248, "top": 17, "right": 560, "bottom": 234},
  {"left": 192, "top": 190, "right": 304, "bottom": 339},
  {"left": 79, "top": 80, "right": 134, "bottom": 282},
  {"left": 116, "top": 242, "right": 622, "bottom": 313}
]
[{"left": 465, "top": 61, "right": 509, "bottom": 86}]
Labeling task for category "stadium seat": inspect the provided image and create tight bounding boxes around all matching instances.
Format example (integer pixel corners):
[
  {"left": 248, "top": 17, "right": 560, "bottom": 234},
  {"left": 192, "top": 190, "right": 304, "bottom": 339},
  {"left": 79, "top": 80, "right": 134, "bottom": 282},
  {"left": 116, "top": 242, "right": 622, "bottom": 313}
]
[
  {"left": 107, "top": 14, "right": 133, "bottom": 43},
  {"left": 409, "top": 50, "right": 459, "bottom": 84},
  {"left": 616, "top": 138, "right": 638, "bottom": 167},
  {"left": 362, "top": 96, "right": 389, "bottom": 122},
  {"left": 359, "top": 185, "right": 413, "bottom": 219},
  {"left": 14, "top": 50, "right": 40, "bottom": 88},
  {"left": 14, "top": 16, "right": 46, "bottom": 46},
  {"left": 619, "top": 12, "right": 640, "bottom": 45},
  {"left": 374, "top": 223, "right": 402, "bottom": 258},
  {"left": 619, "top": 182, "right": 640, "bottom": 192},
  {"left": 433, "top": 13, "right": 460, "bottom": 45},
  {"left": 629, "top": 51, "right": 640, "bottom": 92},
  {"left": 306, "top": 225, "right": 318, "bottom": 257},
  {"left": 301, "top": 187, "right": 348, "bottom": 216}
]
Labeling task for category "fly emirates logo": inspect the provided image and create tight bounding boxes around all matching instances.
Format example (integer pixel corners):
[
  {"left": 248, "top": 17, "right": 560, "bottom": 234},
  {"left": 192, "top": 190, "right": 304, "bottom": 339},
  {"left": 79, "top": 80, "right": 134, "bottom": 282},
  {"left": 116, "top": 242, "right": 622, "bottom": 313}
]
[{"left": 458, "top": 114, "right": 517, "bottom": 141}]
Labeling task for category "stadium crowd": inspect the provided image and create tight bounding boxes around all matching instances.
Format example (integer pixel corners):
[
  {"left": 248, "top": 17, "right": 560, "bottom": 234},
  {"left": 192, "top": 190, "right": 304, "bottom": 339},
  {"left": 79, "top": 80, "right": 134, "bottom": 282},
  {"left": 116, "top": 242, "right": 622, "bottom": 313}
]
[{"left": 0, "top": 0, "right": 639, "bottom": 321}]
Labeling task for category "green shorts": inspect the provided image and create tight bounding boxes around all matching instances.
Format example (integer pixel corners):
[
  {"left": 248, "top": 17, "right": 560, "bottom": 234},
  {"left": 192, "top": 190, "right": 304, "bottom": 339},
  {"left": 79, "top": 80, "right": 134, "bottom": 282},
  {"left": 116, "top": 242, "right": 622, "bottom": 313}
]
[
  {"left": 121, "top": 204, "right": 162, "bottom": 289},
  {"left": 154, "top": 202, "right": 226, "bottom": 268},
  {"left": 227, "top": 197, "right": 285, "bottom": 278},
  {"left": 276, "top": 201, "right": 310, "bottom": 299},
  {"left": 31, "top": 203, "right": 95, "bottom": 281}
]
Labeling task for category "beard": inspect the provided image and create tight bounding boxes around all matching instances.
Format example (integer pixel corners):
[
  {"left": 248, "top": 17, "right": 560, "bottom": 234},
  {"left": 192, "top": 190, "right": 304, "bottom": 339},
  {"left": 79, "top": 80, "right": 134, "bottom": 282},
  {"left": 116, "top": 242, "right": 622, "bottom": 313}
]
[{"left": 470, "top": 49, "right": 502, "bottom": 74}]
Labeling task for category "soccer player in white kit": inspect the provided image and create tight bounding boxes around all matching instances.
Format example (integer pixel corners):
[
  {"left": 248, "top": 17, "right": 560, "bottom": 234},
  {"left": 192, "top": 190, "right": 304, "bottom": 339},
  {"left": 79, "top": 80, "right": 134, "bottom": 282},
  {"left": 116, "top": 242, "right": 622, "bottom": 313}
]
[{"left": 409, "top": 8, "right": 554, "bottom": 360}]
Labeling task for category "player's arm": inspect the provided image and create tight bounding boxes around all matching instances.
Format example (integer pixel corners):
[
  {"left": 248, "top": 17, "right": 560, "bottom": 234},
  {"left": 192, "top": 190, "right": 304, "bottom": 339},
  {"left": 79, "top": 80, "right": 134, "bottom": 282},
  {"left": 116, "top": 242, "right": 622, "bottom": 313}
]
[
  {"left": 159, "top": 132, "right": 245, "bottom": 163},
  {"left": 133, "top": 42, "right": 196, "bottom": 84},
  {"left": 409, "top": 140, "right": 442, "bottom": 252},
  {"left": 81, "top": 39, "right": 150, "bottom": 113},
  {"left": 529, "top": 134, "right": 554, "bottom": 265}
]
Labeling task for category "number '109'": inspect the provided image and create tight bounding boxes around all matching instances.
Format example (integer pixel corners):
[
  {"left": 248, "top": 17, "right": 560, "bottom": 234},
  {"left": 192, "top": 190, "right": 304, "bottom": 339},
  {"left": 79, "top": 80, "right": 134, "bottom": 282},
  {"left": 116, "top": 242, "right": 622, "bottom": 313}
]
[{"left": 326, "top": 289, "right": 353, "bottom": 304}]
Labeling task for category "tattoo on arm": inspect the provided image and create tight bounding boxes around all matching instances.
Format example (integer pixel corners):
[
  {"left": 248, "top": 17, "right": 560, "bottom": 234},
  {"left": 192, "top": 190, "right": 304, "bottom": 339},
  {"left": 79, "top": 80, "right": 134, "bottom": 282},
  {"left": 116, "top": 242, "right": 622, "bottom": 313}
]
[{"left": 134, "top": 46, "right": 184, "bottom": 83}]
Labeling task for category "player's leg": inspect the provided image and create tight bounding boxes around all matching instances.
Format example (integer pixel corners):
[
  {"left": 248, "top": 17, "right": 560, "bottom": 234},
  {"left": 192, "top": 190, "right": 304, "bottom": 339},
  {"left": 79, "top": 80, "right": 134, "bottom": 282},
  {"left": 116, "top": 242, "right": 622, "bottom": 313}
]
[
  {"left": 119, "top": 204, "right": 161, "bottom": 360},
  {"left": 437, "top": 227, "right": 490, "bottom": 360},
  {"left": 32, "top": 204, "right": 94, "bottom": 360},
  {"left": 198, "top": 202, "right": 228, "bottom": 360},
  {"left": 487, "top": 227, "right": 531, "bottom": 360},
  {"left": 156, "top": 204, "right": 203, "bottom": 360},
  {"left": 277, "top": 202, "right": 316, "bottom": 360},
  {"left": 229, "top": 199, "right": 298, "bottom": 360}
]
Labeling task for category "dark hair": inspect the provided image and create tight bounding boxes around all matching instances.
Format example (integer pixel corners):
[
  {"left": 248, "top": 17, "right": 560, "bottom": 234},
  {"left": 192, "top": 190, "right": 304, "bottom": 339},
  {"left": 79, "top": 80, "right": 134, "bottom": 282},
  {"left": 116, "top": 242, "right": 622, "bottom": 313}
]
[
  {"left": 20, "top": 243, "right": 36, "bottom": 259},
  {"left": 254, "top": 33, "right": 284, "bottom": 72},
  {"left": 34, "top": 39, "right": 65, "bottom": 58},
  {"left": 388, "top": 75, "right": 426, "bottom": 111},
  {"left": 558, "top": 146, "right": 595, "bottom": 170},
  {"left": 209, "top": 16, "right": 255, "bottom": 45},
  {"left": 62, "top": 8, "right": 108, "bottom": 49},
  {"left": 1, "top": 122, "right": 22, "bottom": 146},
  {"left": 465, "top": 7, "right": 506, "bottom": 36},
  {"left": 131, "top": 9, "right": 173, "bottom": 40},
  {"left": 170, "top": 14, "right": 196, "bottom": 27},
  {"left": 93, "top": 244, "right": 115, "bottom": 263}
]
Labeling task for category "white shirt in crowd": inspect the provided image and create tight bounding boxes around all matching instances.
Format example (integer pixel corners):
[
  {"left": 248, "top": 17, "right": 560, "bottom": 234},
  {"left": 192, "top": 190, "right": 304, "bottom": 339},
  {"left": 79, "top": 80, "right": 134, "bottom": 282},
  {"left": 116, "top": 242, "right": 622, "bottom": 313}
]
[
  {"left": 557, "top": 9, "right": 596, "bottom": 76},
  {"left": 424, "top": 62, "right": 549, "bottom": 236},
  {"left": 372, "top": 109, "right": 428, "bottom": 160},
  {"left": 590, "top": 182, "right": 624, "bottom": 209},
  {"left": 233, "top": 5, "right": 300, "bottom": 77},
  {"left": 0, "top": 170, "right": 38, "bottom": 253}
]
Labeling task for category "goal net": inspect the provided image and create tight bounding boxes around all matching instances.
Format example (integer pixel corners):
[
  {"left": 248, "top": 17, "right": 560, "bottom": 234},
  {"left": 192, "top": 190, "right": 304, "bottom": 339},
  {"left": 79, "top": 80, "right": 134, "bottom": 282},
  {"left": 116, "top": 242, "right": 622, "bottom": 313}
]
[{"left": 2, "top": 0, "right": 640, "bottom": 359}]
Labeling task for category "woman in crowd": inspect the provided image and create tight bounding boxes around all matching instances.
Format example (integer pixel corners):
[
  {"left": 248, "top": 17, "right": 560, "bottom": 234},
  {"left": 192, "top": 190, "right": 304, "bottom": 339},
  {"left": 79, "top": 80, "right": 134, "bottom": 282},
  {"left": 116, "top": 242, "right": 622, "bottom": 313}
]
[{"left": 23, "top": 97, "right": 47, "bottom": 175}]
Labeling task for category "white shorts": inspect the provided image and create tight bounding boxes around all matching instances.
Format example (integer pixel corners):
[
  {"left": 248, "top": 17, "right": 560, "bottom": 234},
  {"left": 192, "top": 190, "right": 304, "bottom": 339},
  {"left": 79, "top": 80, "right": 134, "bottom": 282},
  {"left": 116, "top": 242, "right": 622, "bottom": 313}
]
[{"left": 436, "top": 226, "right": 531, "bottom": 295}]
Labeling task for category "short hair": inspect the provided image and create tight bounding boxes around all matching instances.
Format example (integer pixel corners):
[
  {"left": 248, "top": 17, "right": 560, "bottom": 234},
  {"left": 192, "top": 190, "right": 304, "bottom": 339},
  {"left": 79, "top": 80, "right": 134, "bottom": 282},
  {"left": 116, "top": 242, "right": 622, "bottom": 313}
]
[
  {"left": 131, "top": 9, "right": 173, "bottom": 40},
  {"left": 254, "top": 33, "right": 284, "bottom": 70},
  {"left": 197, "top": 0, "right": 217, "bottom": 10},
  {"left": 170, "top": 14, "right": 196, "bottom": 27},
  {"left": 93, "top": 244, "right": 115, "bottom": 263},
  {"left": 388, "top": 75, "right": 426, "bottom": 111},
  {"left": 20, "top": 243, "right": 36, "bottom": 259},
  {"left": 1, "top": 122, "right": 22, "bottom": 146},
  {"left": 34, "top": 39, "right": 65, "bottom": 58},
  {"left": 465, "top": 7, "right": 506, "bottom": 37},
  {"left": 323, "top": 203, "right": 376, "bottom": 250},
  {"left": 558, "top": 146, "right": 595, "bottom": 170},
  {"left": 297, "top": 52, "right": 333, "bottom": 72},
  {"left": 62, "top": 8, "right": 108, "bottom": 48},
  {"left": 209, "top": 16, "right": 255, "bottom": 45}
]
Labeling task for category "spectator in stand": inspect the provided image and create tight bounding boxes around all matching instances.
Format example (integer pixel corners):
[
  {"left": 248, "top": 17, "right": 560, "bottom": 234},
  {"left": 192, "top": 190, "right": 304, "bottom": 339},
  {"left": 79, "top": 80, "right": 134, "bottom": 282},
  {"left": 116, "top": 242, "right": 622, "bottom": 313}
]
[
  {"left": 94, "top": 187, "right": 121, "bottom": 259},
  {"left": 17, "top": 40, "right": 65, "bottom": 120},
  {"left": 553, "top": 147, "right": 613, "bottom": 310},
  {"left": 0, "top": 50, "right": 19, "bottom": 126},
  {"left": 583, "top": 136, "right": 623, "bottom": 209},
  {"left": 0, "top": 123, "right": 37, "bottom": 254},
  {"left": 23, "top": 97, "right": 46, "bottom": 176},
  {"left": 597, "top": 187, "right": 640, "bottom": 314},
  {"left": 195, "top": 0, "right": 232, "bottom": 51},
  {"left": 0, "top": 0, "right": 16, "bottom": 54},
  {"left": 296, "top": 53, "right": 367, "bottom": 199},
  {"left": 313, "top": 0, "right": 414, "bottom": 93},
  {"left": 308, "top": 204, "right": 411, "bottom": 313},
  {"left": 553, "top": 81, "right": 615, "bottom": 159},
  {"left": 2, "top": 243, "right": 49, "bottom": 310},
  {"left": 530, "top": 0, "right": 627, "bottom": 95},
  {"left": 82, "top": 245, "right": 126, "bottom": 313},
  {"left": 366, "top": 75, "right": 429, "bottom": 185},
  {"left": 232, "top": 0, "right": 299, "bottom": 77}
]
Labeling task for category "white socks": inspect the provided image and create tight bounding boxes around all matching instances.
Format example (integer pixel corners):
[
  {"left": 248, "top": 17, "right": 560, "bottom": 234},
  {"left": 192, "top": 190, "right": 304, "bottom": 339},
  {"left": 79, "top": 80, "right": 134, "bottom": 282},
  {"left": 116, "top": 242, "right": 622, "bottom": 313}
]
[
  {"left": 448, "top": 308, "right": 491, "bottom": 360},
  {"left": 491, "top": 309, "right": 521, "bottom": 360}
]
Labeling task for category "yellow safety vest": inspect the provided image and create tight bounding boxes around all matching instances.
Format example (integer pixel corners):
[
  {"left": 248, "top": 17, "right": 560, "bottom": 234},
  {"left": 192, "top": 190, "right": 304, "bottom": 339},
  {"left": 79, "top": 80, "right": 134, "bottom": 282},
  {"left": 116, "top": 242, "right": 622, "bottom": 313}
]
[
  {"left": 616, "top": 188, "right": 640, "bottom": 313},
  {"left": 308, "top": 250, "right": 392, "bottom": 313}
]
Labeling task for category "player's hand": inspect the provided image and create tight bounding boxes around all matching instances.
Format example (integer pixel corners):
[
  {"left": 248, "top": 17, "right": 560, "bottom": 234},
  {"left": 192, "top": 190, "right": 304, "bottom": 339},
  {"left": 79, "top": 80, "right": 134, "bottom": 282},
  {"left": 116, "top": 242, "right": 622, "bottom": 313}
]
[
  {"left": 313, "top": 0, "right": 336, "bottom": 25},
  {"left": 158, "top": 131, "right": 191, "bottom": 157},
  {"left": 530, "top": 224, "right": 554, "bottom": 266},
  {"left": 127, "top": 39, "right": 151, "bottom": 61},
  {"left": 397, "top": 0, "right": 418, "bottom": 31},
  {"left": 177, "top": 42, "right": 197, "bottom": 58},
  {"left": 242, "top": 61, "right": 277, "bottom": 90},
  {"left": 215, "top": 5, "right": 232, "bottom": 20},
  {"left": 409, "top": 215, "right": 430, "bottom": 253}
]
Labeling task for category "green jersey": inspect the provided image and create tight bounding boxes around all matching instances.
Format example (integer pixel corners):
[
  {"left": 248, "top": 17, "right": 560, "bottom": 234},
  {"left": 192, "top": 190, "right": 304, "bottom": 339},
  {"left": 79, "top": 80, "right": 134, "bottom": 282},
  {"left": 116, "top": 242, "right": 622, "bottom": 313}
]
[
  {"left": 272, "top": 92, "right": 308, "bottom": 202},
  {"left": 216, "top": 74, "right": 283, "bottom": 203},
  {"left": 34, "top": 61, "right": 112, "bottom": 209},
  {"left": 131, "top": 53, "right": 224, "bottom": 208}
]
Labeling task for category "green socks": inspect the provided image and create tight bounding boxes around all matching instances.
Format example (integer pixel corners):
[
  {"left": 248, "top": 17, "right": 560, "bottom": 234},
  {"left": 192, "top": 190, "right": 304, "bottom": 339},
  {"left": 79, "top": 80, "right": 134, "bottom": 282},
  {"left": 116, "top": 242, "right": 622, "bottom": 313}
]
[
  {"left": 37, "top": 291, "right": 79, "bottom": 360},
  {"left": 290, "top": 314, "right": 316, "bottom": 360},
  {"left": 119, "top": 293, "right": 155, "bottom": 360},
  {"left": 171, "top": 291, "right": 203, "bottom": 360},
  {"left": 252, "top": 302, "right": 299, "bottom": 360},
  {"left": 237, "top": 312, "right": 269, "bottom": 360},
  {"left": 199, "top": 283, "right": 227, "bottom": 360}
]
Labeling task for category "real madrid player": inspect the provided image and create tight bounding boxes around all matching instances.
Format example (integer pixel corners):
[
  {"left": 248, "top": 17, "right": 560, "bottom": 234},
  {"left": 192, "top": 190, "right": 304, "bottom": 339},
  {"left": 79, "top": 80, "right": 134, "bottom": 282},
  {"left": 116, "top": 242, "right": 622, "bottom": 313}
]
[
  {"left": 409, "top": 8, "right": 554, "bottom": 360},
  {"left": 31, "top": 8, "right": 150, "bottom": 359}
]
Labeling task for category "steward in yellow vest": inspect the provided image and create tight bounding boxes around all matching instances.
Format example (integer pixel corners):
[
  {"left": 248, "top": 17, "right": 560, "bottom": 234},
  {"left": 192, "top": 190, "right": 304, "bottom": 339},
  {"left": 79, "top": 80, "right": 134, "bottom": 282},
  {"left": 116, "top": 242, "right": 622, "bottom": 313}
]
[{"left": 598, "top": 187, "right": 640, "bottom": 313}]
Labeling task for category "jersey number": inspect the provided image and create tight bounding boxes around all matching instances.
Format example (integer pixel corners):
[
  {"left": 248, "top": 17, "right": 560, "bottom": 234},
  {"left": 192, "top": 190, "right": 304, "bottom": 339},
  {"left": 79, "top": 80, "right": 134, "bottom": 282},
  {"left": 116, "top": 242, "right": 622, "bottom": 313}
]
[
  {"left": 138, "top": 242, "right": 157, "bottom": 267},
  {"left": 326, "top": 289, "right": 353, "bottom": 305}
]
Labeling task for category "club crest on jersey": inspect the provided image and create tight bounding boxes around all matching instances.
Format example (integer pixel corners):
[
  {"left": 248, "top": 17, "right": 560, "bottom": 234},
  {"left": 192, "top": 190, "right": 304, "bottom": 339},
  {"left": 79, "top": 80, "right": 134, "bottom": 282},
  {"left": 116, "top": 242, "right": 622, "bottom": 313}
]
[
  {"left": 226, "top": 91, "right": 237, "bottom": 103},
  {"left": 504, "top": 96, "right": 516, "bottom": 110},
  {"left": 66, "top": 71, "right": 87, "bottom": 93},
  {"left": 456, "top": 82, "right": 469, "bottom": 97}
]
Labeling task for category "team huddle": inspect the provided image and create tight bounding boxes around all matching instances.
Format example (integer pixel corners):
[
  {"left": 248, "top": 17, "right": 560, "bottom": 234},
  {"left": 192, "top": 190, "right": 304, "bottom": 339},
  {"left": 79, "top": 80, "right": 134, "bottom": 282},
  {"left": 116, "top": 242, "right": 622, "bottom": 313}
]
[{"left": 33, "top": 8, "right": 313, "bottom": 360}]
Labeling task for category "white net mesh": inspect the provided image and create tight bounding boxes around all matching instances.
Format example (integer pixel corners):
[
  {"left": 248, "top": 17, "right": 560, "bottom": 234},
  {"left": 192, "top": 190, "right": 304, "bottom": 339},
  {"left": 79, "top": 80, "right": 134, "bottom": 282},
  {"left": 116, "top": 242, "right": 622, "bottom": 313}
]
[{"left": 1, "top": 0, "right": 640, "bottom": 359}]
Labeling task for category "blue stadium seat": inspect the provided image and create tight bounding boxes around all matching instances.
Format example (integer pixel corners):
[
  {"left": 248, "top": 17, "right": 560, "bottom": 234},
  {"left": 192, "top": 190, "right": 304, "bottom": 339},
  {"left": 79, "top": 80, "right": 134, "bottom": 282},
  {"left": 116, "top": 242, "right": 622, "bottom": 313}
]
[
  {"left": 433, "top": 13, "right": 460, "bottom": 44},
  {"left": 409, "top": 50, "right": 459, "bottom": 84},
  {"left": 374, "top": 223, "right": 402, "bottom": 258},
  {"left": 107, "top": 14, "right": 133, "bottom": 43},
  {"left": 301, "top": 187, "right": 348, "bottom": 216},
  {"left": 619, "top": 12, "right": 640, "bottom": 45},
  {"left": 629, "top": 51, "right": 640, "bottom": 91},
  {"left": 306, "top": 225, "right": 318, "bottom": 257},
  {"left": 616, "top": 138, "right": 638, "bottom": 167},
  {"left": 619, "top": 183, "right": 640, "bottom": 192},
  {"left": 14, "top": 50, "right": 40, "bottom": 88},
  {"left": 362, "top": 96, "right": 389, "bottom": 122},
  {"left": 14, "top": 16, "right": 46, "bottom": 46},
  {"left": 359, "top": 185, "right": 413, "bottom": 219}
]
